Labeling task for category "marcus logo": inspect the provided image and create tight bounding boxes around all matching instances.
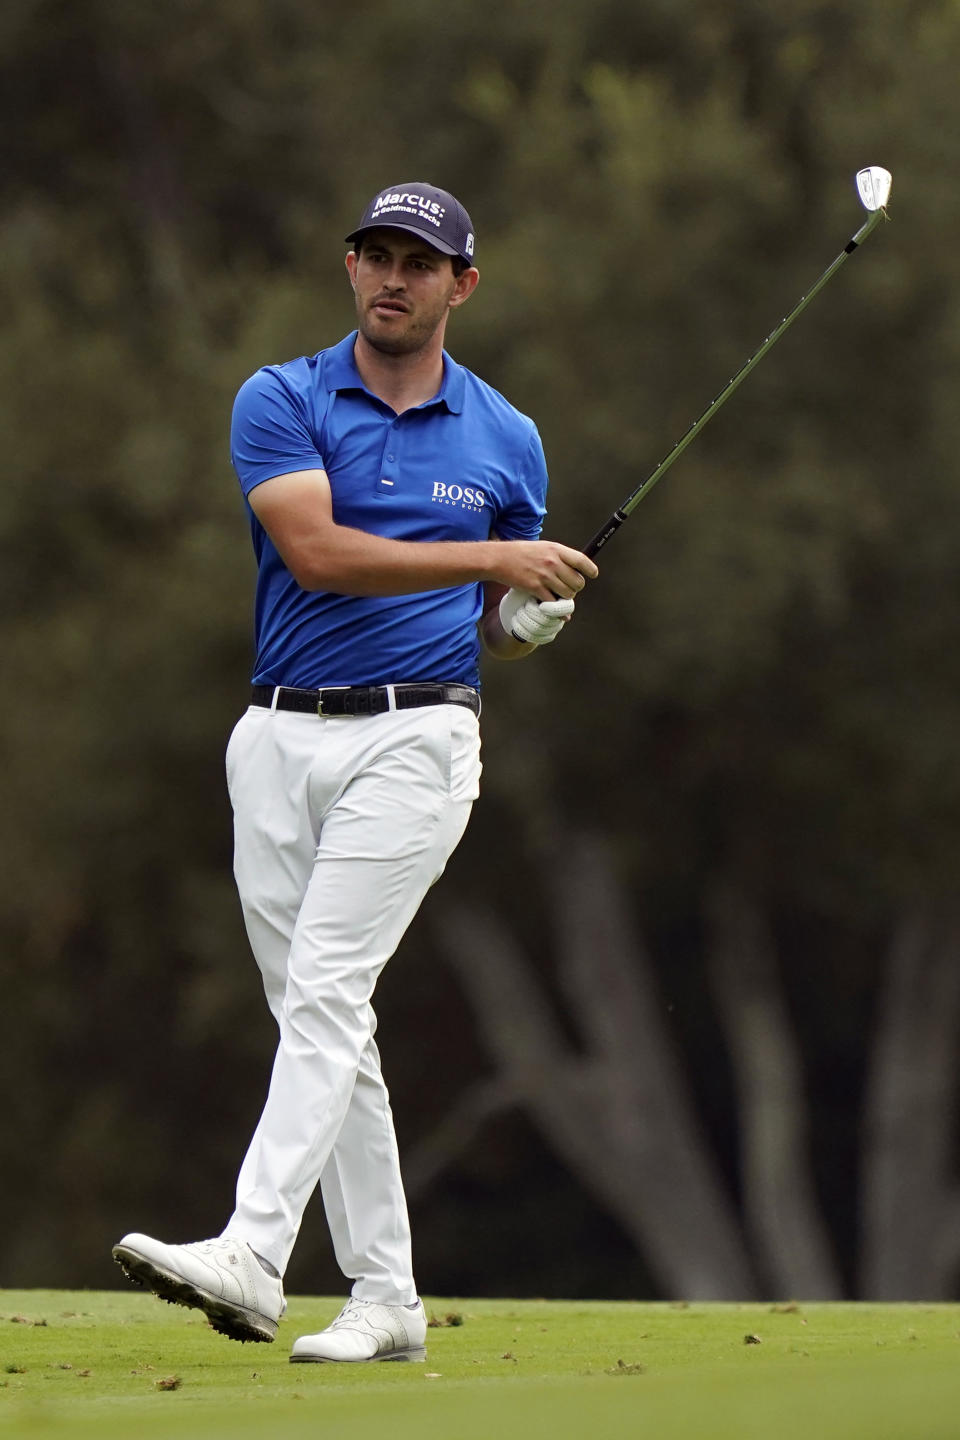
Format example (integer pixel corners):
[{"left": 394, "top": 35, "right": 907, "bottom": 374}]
[
  {"left": 432, "top": 481, "right": 486, "bottom": 513},
  {"left": 373, "top": 192, "right": 445, "bottom": 226}
]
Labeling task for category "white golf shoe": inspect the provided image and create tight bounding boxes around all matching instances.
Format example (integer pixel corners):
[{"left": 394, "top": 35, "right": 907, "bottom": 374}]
[
  {"left": 290, "top": 1297, "right": 427, "bottom": 1363},
  {"left": 112, "top": 1232, "right": 284, "bottom": 1343}
]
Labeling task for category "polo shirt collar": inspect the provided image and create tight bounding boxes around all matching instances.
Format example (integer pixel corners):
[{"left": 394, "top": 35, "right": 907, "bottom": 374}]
[{"left": 327, "top": 332, "right": 465, "bottom": 414}]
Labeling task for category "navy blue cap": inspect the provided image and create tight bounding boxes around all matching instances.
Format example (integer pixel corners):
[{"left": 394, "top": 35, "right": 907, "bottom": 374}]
[{"left": 346, "top": 182, "right": 476, "bottom": 265}]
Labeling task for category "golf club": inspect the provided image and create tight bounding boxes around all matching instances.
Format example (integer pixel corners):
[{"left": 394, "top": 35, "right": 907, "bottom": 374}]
[{"left": 579, "top": 166, "right": 893, "bottom": 559}]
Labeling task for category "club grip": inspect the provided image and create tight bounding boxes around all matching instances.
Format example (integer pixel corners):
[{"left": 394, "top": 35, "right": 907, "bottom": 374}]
[{"left": 583, "top": 510, "right": 627, "bottom": 558}]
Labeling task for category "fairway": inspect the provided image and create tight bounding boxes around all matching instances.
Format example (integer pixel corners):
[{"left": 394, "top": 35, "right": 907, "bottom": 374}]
[{"left": 2, "top": 1293, "right": 959, "bottom": 1439}]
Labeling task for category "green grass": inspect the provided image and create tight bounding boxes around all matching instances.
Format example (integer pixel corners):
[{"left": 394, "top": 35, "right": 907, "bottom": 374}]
[{"left": 2, "top": 1292, "right": 959, "bottom": 1439}]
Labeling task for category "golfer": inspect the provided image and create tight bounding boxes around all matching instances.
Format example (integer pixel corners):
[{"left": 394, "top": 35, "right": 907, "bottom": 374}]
[{"left": 113, "top": 181, "right": 597, "bottom": 1363}]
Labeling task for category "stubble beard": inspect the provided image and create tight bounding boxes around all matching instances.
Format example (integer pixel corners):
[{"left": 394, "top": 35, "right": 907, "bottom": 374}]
[{"left": 356, "top": 293, "right": 453, "bottom": 358}]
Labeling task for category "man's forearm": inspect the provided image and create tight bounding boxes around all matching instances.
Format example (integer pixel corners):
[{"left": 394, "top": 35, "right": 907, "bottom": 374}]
[
  {"left": 248, "top": 468, "right": 597, "bottom": 600},
  {"left": 290, "top": 524, "right": 505, "bottom": 596}
]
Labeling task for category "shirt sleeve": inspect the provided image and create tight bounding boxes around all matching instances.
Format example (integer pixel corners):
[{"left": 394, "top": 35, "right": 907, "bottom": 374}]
[
  {"left": 493, "top": 423, "right": 549, "bottom": 541},
  {"left": 230, "top": 365, "right": 325, "bottom": 496}
]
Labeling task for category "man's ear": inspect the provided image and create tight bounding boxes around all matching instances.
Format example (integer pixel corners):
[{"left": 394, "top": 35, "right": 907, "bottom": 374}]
[
  {"left": 449, "top": 266, "right": 480, "bottom": 309},
  {"left": 345, "top": 250, "right": 358, "bottom": 289}
]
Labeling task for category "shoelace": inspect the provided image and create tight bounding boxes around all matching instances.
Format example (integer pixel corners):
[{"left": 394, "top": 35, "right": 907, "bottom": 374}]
[{"left": 329, "top": 1300, "right": 372, "bottom": 1330}]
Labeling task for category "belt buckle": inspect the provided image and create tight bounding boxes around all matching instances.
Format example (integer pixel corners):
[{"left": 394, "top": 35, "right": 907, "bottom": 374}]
[
  {"left": 316, "top": 686, "right": 382, "bottom": 717},
  {"left": 315, "top": 687, "right": 345, "bottom": 718}
]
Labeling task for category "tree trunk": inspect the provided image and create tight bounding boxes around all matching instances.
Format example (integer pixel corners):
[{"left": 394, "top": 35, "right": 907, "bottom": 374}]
[
  {"left": 434, "top": 831, "right": 759, "bottom": 1299},
  {"left": 704, "top": 882, "right": 843, "bottom": 1298},
  {"left": 860, "top": 908, "right": 960, "bottom": 1298}
]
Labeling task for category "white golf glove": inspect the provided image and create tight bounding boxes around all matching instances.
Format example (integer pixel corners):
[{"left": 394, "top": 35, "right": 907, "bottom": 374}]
[{"left": 499, "top": 588, "right": 575, "bottom": 646}]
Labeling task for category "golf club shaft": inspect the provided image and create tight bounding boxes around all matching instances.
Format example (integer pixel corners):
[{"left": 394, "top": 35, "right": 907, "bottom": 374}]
[{"left": 582, "top": 206, "right": 888, "bottom": 558}]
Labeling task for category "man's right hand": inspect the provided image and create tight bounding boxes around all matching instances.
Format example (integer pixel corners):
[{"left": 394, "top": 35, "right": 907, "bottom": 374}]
[{"left": 491, "top": 540, "right": 598, "bottom": 601}]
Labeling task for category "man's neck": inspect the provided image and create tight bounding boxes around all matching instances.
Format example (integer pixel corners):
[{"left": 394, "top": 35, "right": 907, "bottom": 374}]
[{"left": 352, "top": 333, "right": 446, "bottom": 415}]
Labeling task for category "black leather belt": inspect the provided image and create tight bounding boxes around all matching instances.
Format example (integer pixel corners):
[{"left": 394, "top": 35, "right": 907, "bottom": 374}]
[{"left": 251, "top": 682, "right": 480, "bottom": 718}]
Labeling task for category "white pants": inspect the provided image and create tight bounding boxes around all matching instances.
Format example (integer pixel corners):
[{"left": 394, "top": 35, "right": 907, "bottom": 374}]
[{"left": 222, "top": 700, "right": 481, "bottom": 1303}]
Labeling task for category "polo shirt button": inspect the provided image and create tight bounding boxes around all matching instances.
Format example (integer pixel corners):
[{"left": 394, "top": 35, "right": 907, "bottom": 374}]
[{"left": 387, "top": 454, "right": 396, "bottom": 462}]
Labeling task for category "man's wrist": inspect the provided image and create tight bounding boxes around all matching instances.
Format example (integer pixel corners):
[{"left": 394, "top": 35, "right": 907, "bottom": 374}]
[
  {"left": 473, "top": 539, "right": 506, "bottom": 584},
  {"left": 480, "top": 604, "right": 534, "bottom": 659}
]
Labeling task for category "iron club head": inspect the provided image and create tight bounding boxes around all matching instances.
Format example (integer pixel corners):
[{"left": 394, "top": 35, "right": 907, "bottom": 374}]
[{"left": 856, "top": 166, "right": 892, "bottom": 212}]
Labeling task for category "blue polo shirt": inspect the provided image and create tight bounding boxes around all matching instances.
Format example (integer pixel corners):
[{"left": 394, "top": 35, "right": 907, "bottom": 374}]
[{"left": 230, "top": 332, "right": 548, "bottom": 689}]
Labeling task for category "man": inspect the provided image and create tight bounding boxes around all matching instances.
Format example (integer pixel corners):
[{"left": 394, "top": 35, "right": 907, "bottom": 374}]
[{"left": 113, "top": 182, "right": 597, "bottom": 1363}]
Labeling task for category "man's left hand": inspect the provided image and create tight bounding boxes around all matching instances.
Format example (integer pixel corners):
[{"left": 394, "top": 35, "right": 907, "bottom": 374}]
[{"left": 499, "top": 588, "right": 575, "bottom": 646}]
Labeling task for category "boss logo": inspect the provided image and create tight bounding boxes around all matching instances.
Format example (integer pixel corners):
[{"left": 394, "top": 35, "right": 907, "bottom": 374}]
[{"left": 432, "top": 481, "right": 486, "bottom": 512}]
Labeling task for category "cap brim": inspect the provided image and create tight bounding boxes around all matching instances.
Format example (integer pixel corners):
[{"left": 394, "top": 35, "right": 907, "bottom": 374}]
[{"left": 344, "top": 222, "right": 459, "bottom": 258}]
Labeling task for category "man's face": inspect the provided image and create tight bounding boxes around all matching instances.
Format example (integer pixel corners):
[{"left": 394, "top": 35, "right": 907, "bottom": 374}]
[{"left": 346, "top": 229, "right": 474, "bottom": 356}]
